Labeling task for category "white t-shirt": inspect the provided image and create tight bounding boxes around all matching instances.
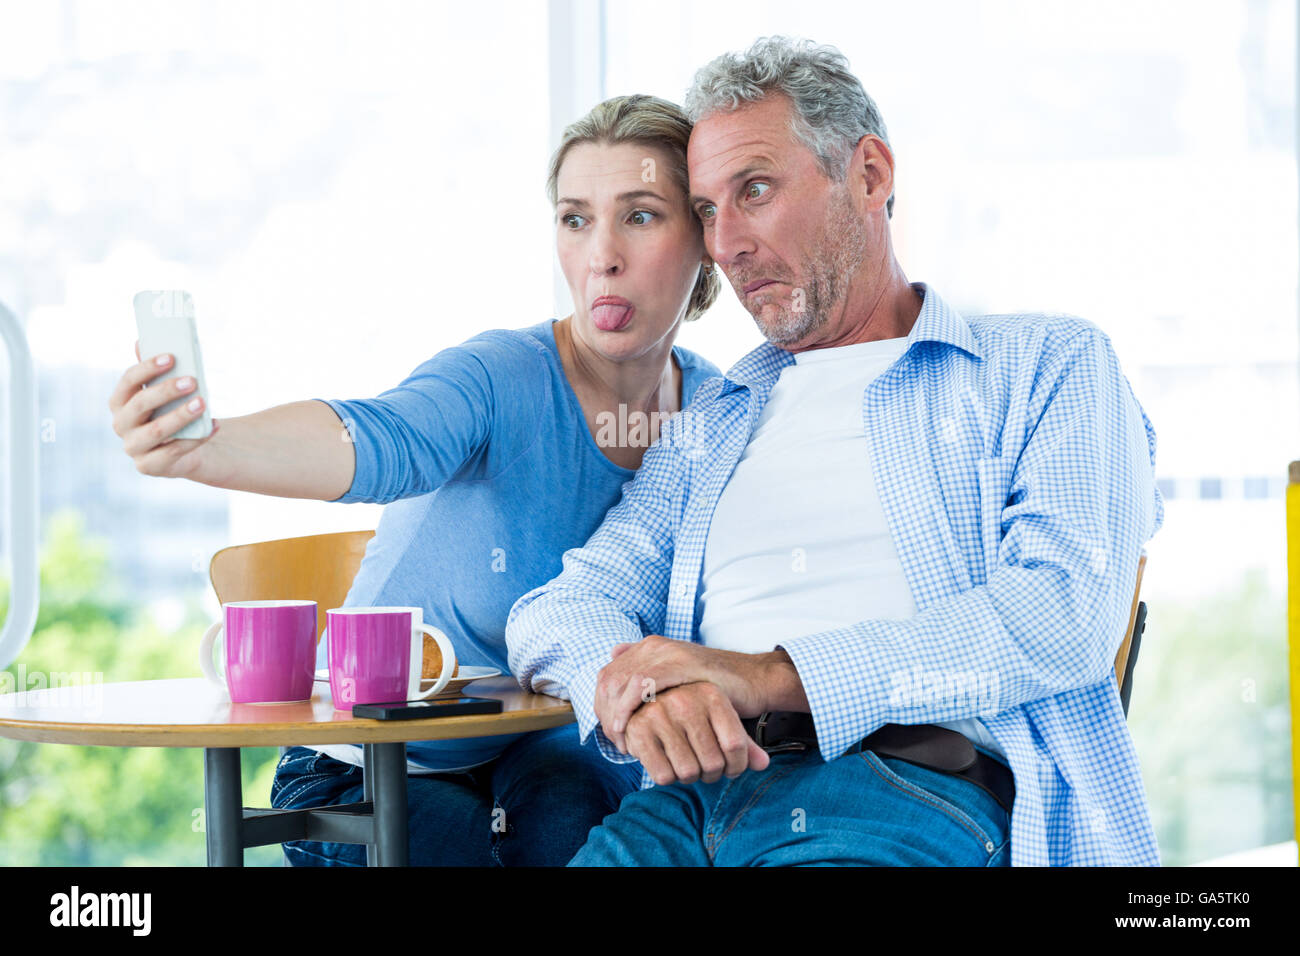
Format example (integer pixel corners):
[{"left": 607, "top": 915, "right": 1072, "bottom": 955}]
[{"left": 699, "top": 335, "right": 1004, "bottom": 760}]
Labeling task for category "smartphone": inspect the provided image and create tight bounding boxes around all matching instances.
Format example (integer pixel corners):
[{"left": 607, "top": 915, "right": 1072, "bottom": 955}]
[
  {"left": 351, "top": 697, "right": 504, "bottom": 720},
  {"left": 132, "top": 290, "right": 213, "bottom": 440}
]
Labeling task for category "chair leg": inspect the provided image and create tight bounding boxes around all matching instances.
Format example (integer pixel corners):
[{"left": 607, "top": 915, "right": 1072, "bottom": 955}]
[{"left": 1120, "top": 602, "right": 1147, "bottom": 717}]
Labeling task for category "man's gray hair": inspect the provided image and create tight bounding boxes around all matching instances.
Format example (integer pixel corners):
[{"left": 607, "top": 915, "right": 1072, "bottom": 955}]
[{"left": 684, "top": 36, "right": 894, "bottom": 217}]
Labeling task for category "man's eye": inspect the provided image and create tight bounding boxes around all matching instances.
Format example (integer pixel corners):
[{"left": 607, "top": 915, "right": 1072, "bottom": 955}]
[
  {"left": 746, "top": 182, "right": 769, "bottom": 200},
  {"left": 628, "top": 209, "right": 657, "bottom": 226},
  {"left": 561, "top": 213, "right": 586, "bottom": 229},
  {"left": 697, "top": 204, "right": 716, "bottom": 221}
]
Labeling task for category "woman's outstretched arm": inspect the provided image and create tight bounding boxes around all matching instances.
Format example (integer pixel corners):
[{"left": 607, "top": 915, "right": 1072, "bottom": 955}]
[{"left": 109, "top": 344, "right": 355, "bottom": 500}]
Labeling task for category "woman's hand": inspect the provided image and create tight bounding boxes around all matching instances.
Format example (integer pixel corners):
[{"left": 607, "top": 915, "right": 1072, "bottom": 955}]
[{"left": 108, "top": 341, "right": 219, "bottom": 479}]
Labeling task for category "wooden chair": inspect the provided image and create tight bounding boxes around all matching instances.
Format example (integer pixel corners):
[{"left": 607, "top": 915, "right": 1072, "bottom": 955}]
[
  {"left": 208, "top": 530, "right": 377, "bottom": 643},
  {"left": 1114, "top": 550, "right": 1149, "bottom": 718},
  {"left": 207, "top": 529, "right": 378, "bottom": 826}
]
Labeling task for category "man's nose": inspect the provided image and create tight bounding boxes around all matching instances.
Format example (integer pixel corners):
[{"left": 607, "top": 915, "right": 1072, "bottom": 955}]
[{"left": 705, "top": 206, "right": 755, "bottom": 268}]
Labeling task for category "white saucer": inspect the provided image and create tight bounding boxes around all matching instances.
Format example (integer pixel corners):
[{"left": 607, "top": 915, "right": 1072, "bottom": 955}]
[{"left": 421, "top": 665, "right": 503, "bottom": 697}]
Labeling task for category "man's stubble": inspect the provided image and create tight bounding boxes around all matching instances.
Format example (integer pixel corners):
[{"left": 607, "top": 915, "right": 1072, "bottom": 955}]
[{"left": 741, "top": 181, "right": 871, "bottom": 348}]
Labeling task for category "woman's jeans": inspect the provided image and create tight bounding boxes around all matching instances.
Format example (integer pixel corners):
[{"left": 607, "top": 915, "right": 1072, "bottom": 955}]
[
  {"left": 270, "top": 723, "right": 642, "bottom": 866},
  {"left": 569, "top": 743, "right": 1013, "bottom": 866}
]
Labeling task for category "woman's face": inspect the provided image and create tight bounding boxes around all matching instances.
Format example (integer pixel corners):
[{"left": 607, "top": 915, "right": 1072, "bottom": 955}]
[{"left": 554, "top": 141, "right": 708, "bottom": 363}]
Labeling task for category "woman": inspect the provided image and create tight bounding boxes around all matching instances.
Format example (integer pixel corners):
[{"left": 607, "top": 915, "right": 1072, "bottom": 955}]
[{"left": 108, "top": 94, "right": 720, "bottom": 865}]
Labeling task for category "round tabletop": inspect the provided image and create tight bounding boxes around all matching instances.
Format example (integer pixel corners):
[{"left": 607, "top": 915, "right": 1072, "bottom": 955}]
[{"left": 0, "top": 676, "right": 575, "bottom": 747}]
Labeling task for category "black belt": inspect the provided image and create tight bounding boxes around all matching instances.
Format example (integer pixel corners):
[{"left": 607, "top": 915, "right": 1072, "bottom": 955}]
[{"left": 741, "top": 712, "right": 1015, "bottom": 815}]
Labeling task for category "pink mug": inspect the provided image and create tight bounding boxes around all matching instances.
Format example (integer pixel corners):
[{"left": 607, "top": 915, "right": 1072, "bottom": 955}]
[
  {"left": 326, "top": 607, "right": 455, "bottom": 710},
  {"left": 199, "top": 600, "right": 317, "bottom": 703}
]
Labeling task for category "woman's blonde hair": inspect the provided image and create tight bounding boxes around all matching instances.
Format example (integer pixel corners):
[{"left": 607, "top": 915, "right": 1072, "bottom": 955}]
[{"left": 546, "top": 94, "right": 719, "bottom": 322}]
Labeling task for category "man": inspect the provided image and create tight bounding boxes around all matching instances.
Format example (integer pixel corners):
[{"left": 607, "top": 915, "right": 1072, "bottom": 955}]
[{"left": 506, "top": 36, "right": 1163, "bottom": 866}]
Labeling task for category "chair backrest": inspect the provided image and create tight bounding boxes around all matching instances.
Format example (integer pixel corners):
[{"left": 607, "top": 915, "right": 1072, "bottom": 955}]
[
  {"left": 1113, "top": 550, "right": 1148, "bottom": 714},
  {"left": 208, "top": 530, "right": 376, "bottom": 643}
]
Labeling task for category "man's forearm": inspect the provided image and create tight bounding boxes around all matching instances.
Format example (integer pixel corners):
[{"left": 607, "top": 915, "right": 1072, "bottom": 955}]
[
  {"left": 189, "top": 399, "right": 356, "bottom": 500},
  {"left": 506, "top": 580, "right": 649, "bottom": 762}
]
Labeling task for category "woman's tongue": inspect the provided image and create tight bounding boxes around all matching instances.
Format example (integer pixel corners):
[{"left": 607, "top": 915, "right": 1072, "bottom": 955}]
[{"left": 592, "top": 303, "right": 633, "bottom": 331}]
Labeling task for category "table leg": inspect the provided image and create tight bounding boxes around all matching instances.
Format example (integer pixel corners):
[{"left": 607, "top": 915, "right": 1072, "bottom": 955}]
[
  {"left": 366, "top": 741, "right": 409, "bottom": 866},
  {"left": 204, "top": 747, "right": 243, "bottom": 867},
  {"left": 362, "top": 743, "right": 375, "bottom": 866}
]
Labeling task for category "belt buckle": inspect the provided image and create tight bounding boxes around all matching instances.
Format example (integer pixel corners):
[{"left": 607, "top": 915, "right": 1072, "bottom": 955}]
[{"left": 752, "top": 712, "right": 809, "bottom": 755}]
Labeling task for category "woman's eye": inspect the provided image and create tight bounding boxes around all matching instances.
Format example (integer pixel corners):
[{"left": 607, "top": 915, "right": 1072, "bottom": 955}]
[
  {"left": 561, "top": 213, "right": 586, "bottom": 229},
  {"left": 746, "top": 182, "right": 769, "bottom": 200},
  {"left": 627, "top": 209, "right": 657, "bottom": 226}
]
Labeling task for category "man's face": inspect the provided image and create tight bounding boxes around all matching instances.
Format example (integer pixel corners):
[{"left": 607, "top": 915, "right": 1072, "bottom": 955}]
[{"left": 687, "top": 93, "right": 871, "bottom": 349}]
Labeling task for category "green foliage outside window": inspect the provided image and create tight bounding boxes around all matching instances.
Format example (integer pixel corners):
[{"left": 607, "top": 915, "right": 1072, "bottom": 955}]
[{"left": 0, "top": 511, "right": 281, "bottom": 866}]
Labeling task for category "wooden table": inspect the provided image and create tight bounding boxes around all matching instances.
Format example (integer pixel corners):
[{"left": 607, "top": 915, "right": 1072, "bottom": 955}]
[{"left": 0, "top": 675, "right": 574, "bottom": 866}]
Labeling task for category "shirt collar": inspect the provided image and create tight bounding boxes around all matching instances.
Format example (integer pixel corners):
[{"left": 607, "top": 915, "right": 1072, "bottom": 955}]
[{"left": 718, "top": 282, "right": 983, "bottom": 397}]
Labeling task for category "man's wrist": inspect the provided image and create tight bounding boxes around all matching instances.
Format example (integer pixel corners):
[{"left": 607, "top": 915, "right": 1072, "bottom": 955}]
[{"left": 759, "top": 648, "right": 809, "bottom": 713}]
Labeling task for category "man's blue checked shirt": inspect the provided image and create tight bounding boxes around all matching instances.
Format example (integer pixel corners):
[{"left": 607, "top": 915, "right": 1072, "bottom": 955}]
[{"left": 506, "top": 282, "right": 1165, "bottom": 867}]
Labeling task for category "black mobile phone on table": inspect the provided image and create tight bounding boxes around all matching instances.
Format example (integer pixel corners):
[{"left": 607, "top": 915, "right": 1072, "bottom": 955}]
[{"left": 351, "top": 697, "right": 503, "bottom": 720}]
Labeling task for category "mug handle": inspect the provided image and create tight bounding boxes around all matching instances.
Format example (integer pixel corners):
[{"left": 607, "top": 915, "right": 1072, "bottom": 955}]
[
  {"left": 199, "top": 621, "right": 227, "bottom": 689},
  {"left": 410, "top": 624, "right": 455, "bottom": 699},
  {"left": 314, "top": 626, "right": 330, "bottom": 681}
]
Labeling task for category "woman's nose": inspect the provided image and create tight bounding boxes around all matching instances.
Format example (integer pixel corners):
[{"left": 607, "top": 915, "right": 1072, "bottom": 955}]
[{"left": 588, "top": 225, "right": 623, "bottom": 275}]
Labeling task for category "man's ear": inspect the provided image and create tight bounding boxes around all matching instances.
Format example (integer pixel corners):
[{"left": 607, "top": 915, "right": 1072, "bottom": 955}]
[{"left": 855, "top": 134, "right": 895, "bottom": 216}]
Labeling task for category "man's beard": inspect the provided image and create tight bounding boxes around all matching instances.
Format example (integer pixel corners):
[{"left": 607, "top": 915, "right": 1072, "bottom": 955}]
[{"left": 735, "top": 182, "right": 870, "bottom": 347}]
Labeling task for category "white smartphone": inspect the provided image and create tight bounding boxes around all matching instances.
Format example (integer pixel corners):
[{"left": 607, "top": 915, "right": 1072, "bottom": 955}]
[{"left": 132, "top": 290, "right": 213, "bottom": 440}]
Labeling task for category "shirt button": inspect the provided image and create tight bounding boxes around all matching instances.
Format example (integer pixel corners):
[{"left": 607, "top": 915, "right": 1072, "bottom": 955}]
[{"left": 675, "top": 584, "right": 688, "bottom": 597}]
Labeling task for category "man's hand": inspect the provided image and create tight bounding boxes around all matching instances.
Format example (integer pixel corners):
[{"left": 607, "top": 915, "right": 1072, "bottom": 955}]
[
  {"left": 595, "top": 635, "right": 767, "bottom": 753},
  {"left": 622, "top": 682, "right": 770, "bottom": 786},
  {"left": 594, "top": 634, "right": 808, "bottom": 754}
]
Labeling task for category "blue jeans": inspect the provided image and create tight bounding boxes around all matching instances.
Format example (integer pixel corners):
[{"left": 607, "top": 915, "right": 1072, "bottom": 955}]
[
  {"left": 569, "top": 743, "right": 1012, "bottom": 866},
  {"left": 270, "top": 723, "right": 643, "bottom": 866}
]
